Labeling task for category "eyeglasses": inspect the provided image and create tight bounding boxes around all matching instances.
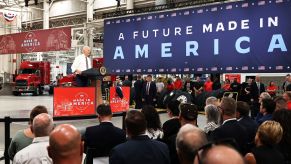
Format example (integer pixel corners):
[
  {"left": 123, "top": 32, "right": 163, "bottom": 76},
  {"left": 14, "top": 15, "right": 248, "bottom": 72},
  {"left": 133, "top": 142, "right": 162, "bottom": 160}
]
[{"left": 194, "top": 138, "right": 238, "bottom": 164}]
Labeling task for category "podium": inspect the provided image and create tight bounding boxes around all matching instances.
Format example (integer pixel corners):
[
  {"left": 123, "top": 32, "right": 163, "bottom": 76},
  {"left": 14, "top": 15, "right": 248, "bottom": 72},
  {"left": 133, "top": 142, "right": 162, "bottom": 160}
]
[{"left": 81, "top": 67, "right": 106, "bottom": 108}]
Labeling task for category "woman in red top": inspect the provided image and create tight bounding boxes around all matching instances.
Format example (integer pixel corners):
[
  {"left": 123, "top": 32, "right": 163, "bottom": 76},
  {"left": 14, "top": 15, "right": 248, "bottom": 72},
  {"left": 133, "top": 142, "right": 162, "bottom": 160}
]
[
  {"left": 282, "top": 92, "right": 291, "bottom": 110},
  {"left": 204, "top": 77, "right": 213, "bottom": 92},
  {"left": 267, "top": 81, "right": 277, "bottom": 97},
  {"left": 166, "top": 79, "right": 174, "bottom": 92}
]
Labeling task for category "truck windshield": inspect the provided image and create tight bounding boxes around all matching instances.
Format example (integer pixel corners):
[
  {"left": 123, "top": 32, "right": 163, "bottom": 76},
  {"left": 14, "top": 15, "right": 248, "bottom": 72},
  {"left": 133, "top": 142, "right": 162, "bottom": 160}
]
[{"left": 19, "top": 69, "right": 36, "bottom": 74}]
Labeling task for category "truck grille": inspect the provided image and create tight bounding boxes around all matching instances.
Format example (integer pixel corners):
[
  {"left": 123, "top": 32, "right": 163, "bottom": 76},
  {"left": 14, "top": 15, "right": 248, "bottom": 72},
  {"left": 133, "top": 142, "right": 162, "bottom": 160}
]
[{"left": 16, "top": 80, "right": 27, "bottom": 86}]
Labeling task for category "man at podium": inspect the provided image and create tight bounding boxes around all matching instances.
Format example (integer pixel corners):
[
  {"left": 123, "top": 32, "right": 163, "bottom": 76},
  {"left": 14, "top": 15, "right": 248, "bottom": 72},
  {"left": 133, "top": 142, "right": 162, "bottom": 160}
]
[{"left": 71, "top": 46, "right": 92, "bottom": 87}]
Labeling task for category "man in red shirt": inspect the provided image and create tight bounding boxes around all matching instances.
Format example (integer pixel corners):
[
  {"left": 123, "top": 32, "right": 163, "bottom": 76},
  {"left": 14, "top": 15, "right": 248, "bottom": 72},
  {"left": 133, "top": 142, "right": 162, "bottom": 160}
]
[
  {"left": 204, "top": 77, "right": 213, "bottom": 92},
  {"left": 174, "top": 76, "right": 183, "bottom": 90}
]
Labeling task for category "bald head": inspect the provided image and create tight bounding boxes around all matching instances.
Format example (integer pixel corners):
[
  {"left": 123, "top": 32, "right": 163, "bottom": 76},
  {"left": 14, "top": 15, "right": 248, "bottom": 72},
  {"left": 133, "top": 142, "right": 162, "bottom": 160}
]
[
  {"left": 176, "top": 124, "right": 207, "bottom": 163},
  {"left": 82, "top": 46, "right": 91, "bottom": 56},
  {"left": 48, "top": 124, "right": 83, "bottom": 163},
  {"left": 197, "top": 145, "right": 245, "bottom": 164},
  {"left": 32, "top": 113, "right": 53, "bottom": 137}
]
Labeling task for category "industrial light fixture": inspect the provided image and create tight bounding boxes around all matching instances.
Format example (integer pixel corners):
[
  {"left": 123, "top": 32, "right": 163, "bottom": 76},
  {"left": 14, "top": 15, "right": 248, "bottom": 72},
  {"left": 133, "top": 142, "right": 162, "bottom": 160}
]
[
  {"left": 116, "top": 0, "right": 121, "bottom": 7},
  {"left": 34, "top": 0, "right": 38, "bottom": 5},
  {"left": 25, "top": 0, "right": 29, "bottom": 7}
]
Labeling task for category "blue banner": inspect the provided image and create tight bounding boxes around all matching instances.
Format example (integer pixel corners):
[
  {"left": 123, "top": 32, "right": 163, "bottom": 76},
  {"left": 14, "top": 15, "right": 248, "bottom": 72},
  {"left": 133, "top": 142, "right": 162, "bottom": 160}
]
[{"left": 104, "top": 0, "right": 291, "bottom": 74}]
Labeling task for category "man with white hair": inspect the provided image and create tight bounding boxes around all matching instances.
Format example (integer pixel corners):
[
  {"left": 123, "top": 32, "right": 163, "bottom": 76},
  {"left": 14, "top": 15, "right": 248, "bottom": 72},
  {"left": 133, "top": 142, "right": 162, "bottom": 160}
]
[
  {"left": 176, "top": 124, "right": 207, "bottom": 164},
  {"left": 13, "top": 113, "right": 54, "bottom": 164},
  {"left": 71, "top": 46, "right": 92, "bottom": 87}
]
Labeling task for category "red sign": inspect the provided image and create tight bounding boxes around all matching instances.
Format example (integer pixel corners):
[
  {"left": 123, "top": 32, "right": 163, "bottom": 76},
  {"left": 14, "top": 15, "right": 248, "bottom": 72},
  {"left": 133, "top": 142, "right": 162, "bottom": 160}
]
[
  {"left": 109, "top": 87, "right": 130, "bottom": 113},
  {"left": 0, "top": 27, "right": 71, "bottom": 55},
  {"left": 225, "top": 74, "right": 241, "bottom": 83},
  {"left": 53, "top": 87, "right": 95, "bottom": 117}
]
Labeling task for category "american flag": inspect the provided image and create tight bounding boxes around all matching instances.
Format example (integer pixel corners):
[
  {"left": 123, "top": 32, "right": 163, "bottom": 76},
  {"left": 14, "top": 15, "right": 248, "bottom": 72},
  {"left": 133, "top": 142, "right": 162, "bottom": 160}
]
[
  {"left": 258, "top": 1, "right": 266, "bottom": 5},
  {"left": 137, "top": 69, "right": 141, "bottom": 72},
  {"left": 126, "top": 19, "right": 131, "bottom": 22},
  {"left": 126, "top": 69, "right": 130, "bottom": 72},
  {"left": 116, "top": 69, "right": 121, "bottom": 73},
  {"left": 197, "top": 9, "right": 203, "bottom": 14},
  {"left": 171, "top": 13, "right": 177, "bottom": 17},
  {"left": 148, "top": 16, "right": 153, "bottom": 20},
  {"left": 276, "top": 0, "right": 283, "bottom": 3},
  {"left": 159, "top": 69, "right": 164, "bottom": 72},
  {"left": 242, "top": 66, "right": 249, "bottom": 70},
  {"left": 106, "top": 21, "right": 111, "bottom": 25},
  {"left": 159, "top": 14, "right": 165, "bottom": 18},
  {"left": 226, "top": 67, "right": 233, "bottom": 71},
  {"left": 197, "top": 68, "right": 203, "bottom": 72},
  {"left": 184, "top": 68, "right": 189, "bottom": 72},
  {"left": 258, "top": 66, "right": 265, "bottom": 70},
  {"left": 171, "top": 68, "right": 177, "bottom": 72},
  {"left": 226, "top": 5, "right": 232, "bottom": 10},
  {"left": 276, "top": 66, "right": 283, "bottom": 70},
  {"left": 242, "top": 3, "right": 249, "bottom": 8},
  {"left": 116, "top": 20, "right": 120, "bottom": 24},
  {"left": 211, "top": 7, "right": 218, "bottom": 11},
  {"left": 211, "top": 67, "right": 218, "bottom": 71},
  {"left": 148, "top": 69, "right": 153, "bottom": 72},
  {"left": 136, "top": 17, "right": 141, "bottom": 21},
  {"left": 184, "top": 11, "right": 189, "bottom": 15}
]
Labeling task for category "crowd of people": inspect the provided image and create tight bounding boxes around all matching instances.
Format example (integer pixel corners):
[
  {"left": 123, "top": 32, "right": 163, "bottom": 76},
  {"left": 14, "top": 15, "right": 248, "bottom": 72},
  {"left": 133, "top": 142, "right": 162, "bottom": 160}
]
[{"left": 7, "top": 90, "right": 291, "bottom": 164}]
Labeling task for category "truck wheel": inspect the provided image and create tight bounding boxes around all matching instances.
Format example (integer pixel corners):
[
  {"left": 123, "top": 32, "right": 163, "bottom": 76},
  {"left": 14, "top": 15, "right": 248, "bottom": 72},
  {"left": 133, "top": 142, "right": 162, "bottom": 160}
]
[
  {"left": 33, "top": 87, "right": 40, "bottom": 96},
  {"left": 13, "top": 91, "right": 20, "bottom": 96},
  {"left": 49, "top": 86, "right": 54, "bottom": 95}
]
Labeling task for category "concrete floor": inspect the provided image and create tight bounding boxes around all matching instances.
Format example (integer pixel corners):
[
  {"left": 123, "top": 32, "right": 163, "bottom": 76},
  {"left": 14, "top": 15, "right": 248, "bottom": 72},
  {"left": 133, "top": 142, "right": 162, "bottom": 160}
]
[{"left": 0, "top": 95, "right": 206, "bottom": 163}]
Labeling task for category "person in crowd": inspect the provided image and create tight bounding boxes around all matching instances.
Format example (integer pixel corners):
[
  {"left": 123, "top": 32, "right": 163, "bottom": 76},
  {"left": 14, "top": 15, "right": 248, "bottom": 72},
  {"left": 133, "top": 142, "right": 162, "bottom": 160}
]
[
  {"left": 266, "top": 81, "right": 277, "bottom": 97},
  {"left": 245, "top": 121, "right": 284, "bottom": 164},
  {"left": 71, "top": 46, "right": 92, "bottom": 87},
  {"left": 166, "top": 78, "right": 175, "bottom": 93},
  {"left": 8, "top": 105, "right": 48, "bottom": 160},
  {"left": 204, "top": 77, "right": 213, "bottom": 92},
  {"left": 83, "top": 104, "right": 126, "bottom": 158},
  {"left": 141, "top": 105, "right": 163, "bottom": 140},
  {"left": 222, "top": 79, "right": 231, "bottom": 91},
  {"left": 193, "top": 76, "right": 204, "bottom": 97},
  {"left": 282, "top": 74, "right": 290, "bottom": 92},
  {"left": 174, "top": 76, "right": 183, "bottom": 90},
  {"left": 273, "top": 110, "right": 291, "bottom": 164},
  {"left": 48, "top": 124, "right": 84, "bottom": 164},
  {"left": 204, "top": 105, "right": 220, "bottom": 135},
  {"left": 236, "top": 101, "right": 258, "bottom": 152},
  {"left": 230, "top": 78, "right": 241, "bottom": 93},
  {"left": 122, "top": 75, "right": 132, "bottom": 87},
  {"left": 179, "top": 103, "right": 199, "bottom": 127},
  {"left": 285, "top": 75, "right": 291, "bottom": 91},
  {"left": 205, "top": 96, "right": 218, "bottom": 106},
  {"left": 282, "top": 92, "right": 291, "bottom": 110},
  {"left": 255, "top": 98, "right": 276, "bottom": 125},
  {"left": 110, "top": 110, "right": 170, "bottom": 164},
  {"left": 13, "top": 113, "right": 54, "bottom": 164},
  {"left": 209, "top": 97, "right": 248, "bottom": 155},
  {"left": 250, "top": 75, "right": 265, "bottom": 119},
  {"left": 240, "top": 78, "right": 252, "bottom": 103},
  {"left": 212, "top": 77, "right": 221, "bottom": 91},
  {"left": 134, "top": 75, "right": 143, "bottom": 109},
  {"left": 163, "top": 100, "right": 181, "bottom": 141},
  {"left": 274, "top": 96, "right": 287, "bottom": 111},
  {"left": 183, "top": 78, "right": 192, "bottom": 93},
  {"left": 142, "top": 74, "right": 157, "bottom": 106},
  {"left": 195, "top": 145, "right": 245, "bottom": 164},
  {"left": 176, "top": 124, "right": 208, "bottom": 164},
  {"left": 259, "top": 92, "right": 271, "bottom": 104},
  {"left": 156, "top": 77, "right": 165, "bottom": 93}
]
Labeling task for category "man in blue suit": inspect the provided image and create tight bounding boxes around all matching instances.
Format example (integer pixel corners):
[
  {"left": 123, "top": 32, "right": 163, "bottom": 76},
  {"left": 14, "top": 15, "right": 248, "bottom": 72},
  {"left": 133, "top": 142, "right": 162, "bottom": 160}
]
[{"left": 110, "top": 110, "right": 170, "bottom": 164}]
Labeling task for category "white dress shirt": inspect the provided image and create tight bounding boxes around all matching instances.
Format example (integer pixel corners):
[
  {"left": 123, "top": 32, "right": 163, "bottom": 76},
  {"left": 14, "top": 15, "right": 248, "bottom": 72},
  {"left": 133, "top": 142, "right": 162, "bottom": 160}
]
[
  {"left": 71, "top": 54, "right": 92, "bottom": 73},
  {"left": 13, "top": 136, "right": 52, "bottom": 164}
]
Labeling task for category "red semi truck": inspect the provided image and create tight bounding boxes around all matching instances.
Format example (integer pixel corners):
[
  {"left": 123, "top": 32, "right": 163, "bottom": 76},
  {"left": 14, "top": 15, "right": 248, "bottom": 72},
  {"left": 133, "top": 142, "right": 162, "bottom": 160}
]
[{"left": 13, "top": 61, "right": 51, "bottom": 96}]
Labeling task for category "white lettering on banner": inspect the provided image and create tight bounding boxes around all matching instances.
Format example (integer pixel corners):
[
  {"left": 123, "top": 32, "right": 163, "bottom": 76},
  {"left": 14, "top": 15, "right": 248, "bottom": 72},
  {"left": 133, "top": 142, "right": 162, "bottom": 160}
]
[
  {"left": 112, "top": 34, "right": 287, "bottom": 60},
  {"left": 118, "top": 33, "right": 124, "bottom": 40}
]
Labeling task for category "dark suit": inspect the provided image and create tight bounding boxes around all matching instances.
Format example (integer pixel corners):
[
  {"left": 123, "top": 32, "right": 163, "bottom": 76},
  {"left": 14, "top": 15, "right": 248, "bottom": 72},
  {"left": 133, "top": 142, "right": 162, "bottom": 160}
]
[
  {"left": 250, "top": 82, "right": 265, "bottom": 118},
  {"left": 209, "top": 119, "right": 248, "bottom": 155},
  {"left": 84, "top": 122, "right": 126, "bottom": 157},
  {"left": 238, "top": 116, "right": 258, "bottom": 152},
  {"left": 110, "top": 135, "right": 170, "bottom": 164},
  {"left": 142, "top": 81, "right": 157, "bottom": 106},
  {"left": 134, "top": 80, "right": 143, "bottom": 109},
  {"left": 162, "top": 118, "right": 181, "bottom": 141}
]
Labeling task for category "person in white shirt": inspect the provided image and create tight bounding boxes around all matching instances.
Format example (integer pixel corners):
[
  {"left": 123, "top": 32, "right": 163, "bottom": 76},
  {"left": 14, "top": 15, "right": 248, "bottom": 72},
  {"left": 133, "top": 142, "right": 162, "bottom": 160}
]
[
  {"left": 13, "top": 113, "right": 54, "bottom": 164},
  {"left": 71, "top": 46, "right": 92, "bottom": 87}
]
